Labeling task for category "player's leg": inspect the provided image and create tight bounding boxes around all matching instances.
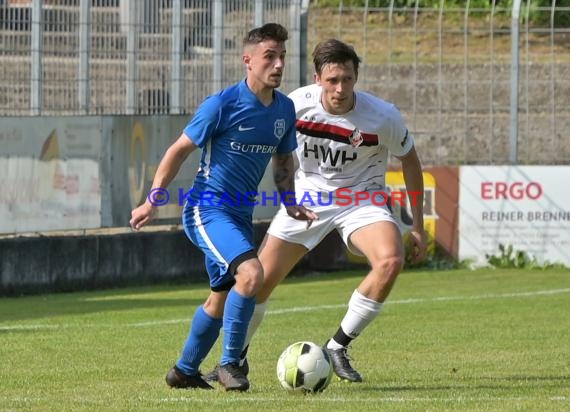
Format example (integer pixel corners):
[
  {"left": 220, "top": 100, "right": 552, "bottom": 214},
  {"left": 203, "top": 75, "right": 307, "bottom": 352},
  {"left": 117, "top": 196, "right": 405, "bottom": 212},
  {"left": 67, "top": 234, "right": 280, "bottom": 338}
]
[
  {"left": 195, "top": 213, "right": 264, "bottom": 392},
  {"left": 241, "top": 234, "right": 308, "bottom": 350},
  {"left": 166, "top": 286, "right": 229, "bottom": 390},
  {"left": 324, "top": 205, "right": 404, "bottom": 382},
  {"left": 216, "top": 251, "right": 262, "bottom": 391},
  {"left": 205, "top": 206, "right": 331, "bottom": 382},
  {"left": 243, "top": 205, "right": 333, "bottom": 360},
  {"left": 204, "top": 237, "right": 308, "bottom": 383},
  {"left": 349, "top": 221, "right": 404, "bottom": 301},
  {"left": 166, "top": 208, "right": 256, "bottom": 390}
]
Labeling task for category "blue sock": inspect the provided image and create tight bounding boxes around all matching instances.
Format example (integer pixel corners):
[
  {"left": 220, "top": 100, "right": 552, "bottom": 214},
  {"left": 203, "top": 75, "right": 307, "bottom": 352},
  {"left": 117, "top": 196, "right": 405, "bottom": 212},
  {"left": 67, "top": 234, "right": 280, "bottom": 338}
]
[
  {"left": 221, "top": 289, "right": 255, "bottom": 365},
  {"left": 175, "top": 305, "right": 222, "bottom": 375}
]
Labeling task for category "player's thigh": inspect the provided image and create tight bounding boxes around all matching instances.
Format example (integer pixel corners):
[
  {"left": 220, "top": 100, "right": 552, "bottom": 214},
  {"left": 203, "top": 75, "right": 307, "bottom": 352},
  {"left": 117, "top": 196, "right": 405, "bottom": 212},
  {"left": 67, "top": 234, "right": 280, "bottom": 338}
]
[
  {"left": 267, "top": 205, "right": 336, "bottom": 251},
  {"left": 338, "top": 204, "right": 404, "bottom": 261},
  {"left": 184, "top": 207, "right": 255, "bottom": 288},
  {"left": 257, "top": 233, "right": 307, "bottom": 302},
  {"left": 350, "top": 221, "right": 404, "bottom": 264}
]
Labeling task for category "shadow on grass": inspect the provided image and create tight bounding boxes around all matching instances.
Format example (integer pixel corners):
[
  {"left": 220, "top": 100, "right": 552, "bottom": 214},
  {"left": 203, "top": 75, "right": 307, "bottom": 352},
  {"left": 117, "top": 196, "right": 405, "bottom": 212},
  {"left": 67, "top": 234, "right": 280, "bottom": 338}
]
[
  {"left": 0, "top": 282, "right": 210, "bottom": 323},
  {"left": 0, "top": 270, "right": 369, "bottom": 324}
]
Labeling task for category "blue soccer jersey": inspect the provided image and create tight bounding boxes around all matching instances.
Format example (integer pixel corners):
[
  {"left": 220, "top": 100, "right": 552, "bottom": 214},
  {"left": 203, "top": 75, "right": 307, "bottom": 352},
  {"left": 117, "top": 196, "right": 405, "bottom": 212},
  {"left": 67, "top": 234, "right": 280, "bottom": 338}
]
[{"left": 183, "top": 79, "right": 297, "bottom": 214}]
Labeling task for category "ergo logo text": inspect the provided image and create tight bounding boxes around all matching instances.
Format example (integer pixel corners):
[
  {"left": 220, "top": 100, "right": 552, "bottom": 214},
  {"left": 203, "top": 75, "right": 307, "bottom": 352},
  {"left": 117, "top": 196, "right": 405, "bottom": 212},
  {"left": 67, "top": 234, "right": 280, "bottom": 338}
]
[{"left": 481, "top": 181, "right": 543, "bottom": 200}]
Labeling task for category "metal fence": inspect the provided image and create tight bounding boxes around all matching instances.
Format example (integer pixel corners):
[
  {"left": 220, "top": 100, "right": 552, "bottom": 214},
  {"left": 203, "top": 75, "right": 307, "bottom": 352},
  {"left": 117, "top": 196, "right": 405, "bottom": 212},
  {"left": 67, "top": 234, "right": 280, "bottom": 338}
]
[
  {"left": 307, "top": 1, "right": 570, "bottom": 165},
  {"left": 1, "top": 0, "right": 569, "bottom": 165},
  {"left": 0, "top": 0, "right": 307, "bottom": 115}
]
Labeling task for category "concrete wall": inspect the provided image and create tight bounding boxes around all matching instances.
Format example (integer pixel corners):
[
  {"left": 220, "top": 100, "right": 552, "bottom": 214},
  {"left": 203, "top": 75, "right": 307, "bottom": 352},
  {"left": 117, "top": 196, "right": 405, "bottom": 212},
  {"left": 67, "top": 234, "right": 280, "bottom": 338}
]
[
  {"left": 0, "top": 115, "right": 281, "bottom": 234},
  {"left": 0, "top": 222, "right": 354, "bottom": 296},
  {"left": 0, "top": 114, "right": 359, "bottom": 295}
]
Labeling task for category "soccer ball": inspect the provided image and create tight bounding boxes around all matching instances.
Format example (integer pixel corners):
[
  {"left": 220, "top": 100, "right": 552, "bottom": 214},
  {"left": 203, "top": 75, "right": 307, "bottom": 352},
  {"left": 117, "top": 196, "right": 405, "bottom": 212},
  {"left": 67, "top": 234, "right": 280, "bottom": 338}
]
[{"left": 276, "top": 341, "right": 333, "bottom": 393}]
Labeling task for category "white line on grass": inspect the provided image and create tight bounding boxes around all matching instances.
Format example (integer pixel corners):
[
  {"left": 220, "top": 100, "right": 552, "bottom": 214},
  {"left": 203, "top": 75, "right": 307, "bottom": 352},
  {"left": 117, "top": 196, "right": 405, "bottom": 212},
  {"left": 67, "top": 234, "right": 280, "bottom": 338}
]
[
  {"left": 4, "top": 395, "right": 568, "bottom": 405},
  {"left": 262, "top": 287, "right": 570, "bottom": 315},
  {"left": 1, "top": 288, "right": 569, "bottom": 331},
  {"left": 154, "top": 395, "right": 569, "bottom": 404}
]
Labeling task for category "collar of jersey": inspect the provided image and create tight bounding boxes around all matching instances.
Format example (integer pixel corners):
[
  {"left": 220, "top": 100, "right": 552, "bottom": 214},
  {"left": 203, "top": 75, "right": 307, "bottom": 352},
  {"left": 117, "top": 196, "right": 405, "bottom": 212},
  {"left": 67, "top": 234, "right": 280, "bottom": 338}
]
[{"left": 239, "top": 78, "right": 276, "bottom": 108}]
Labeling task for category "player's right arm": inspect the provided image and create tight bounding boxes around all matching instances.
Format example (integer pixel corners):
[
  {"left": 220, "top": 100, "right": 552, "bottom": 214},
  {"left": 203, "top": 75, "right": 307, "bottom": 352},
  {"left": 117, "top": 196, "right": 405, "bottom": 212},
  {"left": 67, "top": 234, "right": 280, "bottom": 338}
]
[
  {"left": 272, "top": 152, "right": 318, "bottom": 226},
  {"left": 130, "top": 134, "right": 198, "bottom": 230}
]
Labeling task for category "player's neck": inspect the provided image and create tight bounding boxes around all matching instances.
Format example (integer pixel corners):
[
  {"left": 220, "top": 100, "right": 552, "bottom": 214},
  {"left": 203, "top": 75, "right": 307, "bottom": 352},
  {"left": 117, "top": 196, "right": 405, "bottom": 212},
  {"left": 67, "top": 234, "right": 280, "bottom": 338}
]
[{"left": 246, "top": 78, "right": 275, "bottom": 107}]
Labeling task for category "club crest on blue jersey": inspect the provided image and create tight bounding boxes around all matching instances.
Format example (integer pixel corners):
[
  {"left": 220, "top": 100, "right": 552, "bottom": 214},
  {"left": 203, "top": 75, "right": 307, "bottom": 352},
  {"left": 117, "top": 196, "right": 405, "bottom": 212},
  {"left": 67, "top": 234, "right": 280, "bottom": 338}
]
[{"left": 274, "top": 119, "right": 286, "bottom": 139}]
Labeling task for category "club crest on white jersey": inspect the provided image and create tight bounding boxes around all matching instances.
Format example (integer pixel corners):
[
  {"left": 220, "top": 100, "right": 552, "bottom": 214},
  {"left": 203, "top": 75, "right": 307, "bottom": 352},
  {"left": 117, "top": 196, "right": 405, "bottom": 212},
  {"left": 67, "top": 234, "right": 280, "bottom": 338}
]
[
  {"left": 348, "top": 128, "right": 363, "bottom": 147},
  {"left": 288, "top": 84, "right": 415, "bottom": 195}
]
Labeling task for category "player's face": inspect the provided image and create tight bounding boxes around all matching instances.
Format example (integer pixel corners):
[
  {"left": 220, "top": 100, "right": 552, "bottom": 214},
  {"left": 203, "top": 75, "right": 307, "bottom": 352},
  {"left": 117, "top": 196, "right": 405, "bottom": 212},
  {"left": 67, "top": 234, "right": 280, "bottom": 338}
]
[
  {"left": 243, "top": 40, "right": 286, "bottom": 90},
  {"left": 315, "top": 61, "right": 357, "bottom": 115}
]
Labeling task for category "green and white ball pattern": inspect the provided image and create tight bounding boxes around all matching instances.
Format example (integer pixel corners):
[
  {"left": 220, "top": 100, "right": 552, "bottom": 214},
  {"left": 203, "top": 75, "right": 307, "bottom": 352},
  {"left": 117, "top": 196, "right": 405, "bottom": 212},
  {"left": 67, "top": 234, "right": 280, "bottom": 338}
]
[{"left": 276, "top": 341, "right": 333, "bottom": 393}]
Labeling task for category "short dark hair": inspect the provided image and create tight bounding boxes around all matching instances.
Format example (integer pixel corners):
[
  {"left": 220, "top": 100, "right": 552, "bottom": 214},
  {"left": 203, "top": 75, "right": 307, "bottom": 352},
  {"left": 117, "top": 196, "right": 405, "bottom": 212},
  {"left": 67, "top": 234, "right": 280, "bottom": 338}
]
[
  {"left": 243, "top": 23, "right": 289, "bottom": 47},
  {"left": 312, "top": 39, "right": 361, "bottom": 76}
]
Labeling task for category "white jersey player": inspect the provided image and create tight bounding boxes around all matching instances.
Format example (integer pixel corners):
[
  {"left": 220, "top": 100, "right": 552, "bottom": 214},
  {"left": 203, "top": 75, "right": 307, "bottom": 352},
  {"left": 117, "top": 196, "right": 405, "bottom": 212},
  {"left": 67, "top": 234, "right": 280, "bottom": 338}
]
[
  {"left": 265, "top": 83, "right": 416, "bottom": 254},
  {"left": 291, "top": 83, "right": 413, "bottom": 197},
  {"left": 205, "top": 38, "right": 427, "bottom": 384}
]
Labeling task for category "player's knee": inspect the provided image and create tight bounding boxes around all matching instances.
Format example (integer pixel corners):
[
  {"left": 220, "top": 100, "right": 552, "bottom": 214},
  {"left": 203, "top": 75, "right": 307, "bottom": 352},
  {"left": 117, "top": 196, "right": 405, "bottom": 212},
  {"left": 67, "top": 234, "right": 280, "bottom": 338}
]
[
  {"left": 236, "top": 271, "right": 263, "bottom": 296},
  {"left": 371, "top": 255, "right": 403, "bottom": 280},
  {"left": 235, "top": 260, "right": 264, "bottom": 296}
]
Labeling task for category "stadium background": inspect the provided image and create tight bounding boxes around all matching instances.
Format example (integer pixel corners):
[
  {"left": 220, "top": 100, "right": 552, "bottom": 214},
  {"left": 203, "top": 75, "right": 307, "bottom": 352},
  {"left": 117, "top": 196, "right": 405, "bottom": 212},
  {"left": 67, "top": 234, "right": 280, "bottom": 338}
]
[{"left": 1, "top": 0, "right": 569, "bottom": 294}]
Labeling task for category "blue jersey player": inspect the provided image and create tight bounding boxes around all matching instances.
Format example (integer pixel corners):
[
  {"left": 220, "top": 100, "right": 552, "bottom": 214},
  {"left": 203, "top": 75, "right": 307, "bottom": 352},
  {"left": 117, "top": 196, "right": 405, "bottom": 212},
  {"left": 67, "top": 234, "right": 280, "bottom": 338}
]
[{"left": 129, "top": 23, "right": 317, "bottom": 392}]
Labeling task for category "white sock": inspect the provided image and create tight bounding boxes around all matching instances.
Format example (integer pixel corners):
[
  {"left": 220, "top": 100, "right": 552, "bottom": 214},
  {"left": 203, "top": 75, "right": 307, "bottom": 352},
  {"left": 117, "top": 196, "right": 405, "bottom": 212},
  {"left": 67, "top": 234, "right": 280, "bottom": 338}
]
[
  {"left": 242, "top": 301, "right": 268, "bottom": 356},
  {"left": 339, "top": 289, "right": 382, "bottom": 340},
  {"left": 327, "top": 339, "right": 344, "bottom": 350}
]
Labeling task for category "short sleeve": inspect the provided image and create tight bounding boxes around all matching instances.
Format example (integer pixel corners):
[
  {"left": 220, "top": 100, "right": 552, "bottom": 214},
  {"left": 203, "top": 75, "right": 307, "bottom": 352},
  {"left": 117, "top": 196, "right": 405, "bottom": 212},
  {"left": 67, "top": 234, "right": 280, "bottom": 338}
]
[
  {"left": 382, "top": 104, "right": 414, "bottom": 157},
  {"left": 183, "top": 95, "right": 223, "bottom": 148}
]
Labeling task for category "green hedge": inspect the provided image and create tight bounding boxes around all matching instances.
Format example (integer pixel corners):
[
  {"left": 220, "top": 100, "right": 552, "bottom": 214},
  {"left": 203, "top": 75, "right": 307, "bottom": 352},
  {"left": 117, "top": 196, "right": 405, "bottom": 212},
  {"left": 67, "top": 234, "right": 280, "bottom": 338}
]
[
  {"left": 312, "top": 0, "right": 570, "bottom": 27},
  {"left": 313, "top": 0, "right": 566, "bottom": 7},
  {"left": 315, "top": 0, "right": 491, "bottom": 6}
]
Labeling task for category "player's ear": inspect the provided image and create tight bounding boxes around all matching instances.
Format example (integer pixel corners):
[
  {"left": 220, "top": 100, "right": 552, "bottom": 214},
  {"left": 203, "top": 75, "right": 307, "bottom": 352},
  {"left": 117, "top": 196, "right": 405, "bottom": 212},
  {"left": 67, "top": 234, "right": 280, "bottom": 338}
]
[
  {"left": 313, "top": 72, "right": 320, "bottom": 84},
  {"left": 243, "top": 44, "right": 255, "bottom": 67}
]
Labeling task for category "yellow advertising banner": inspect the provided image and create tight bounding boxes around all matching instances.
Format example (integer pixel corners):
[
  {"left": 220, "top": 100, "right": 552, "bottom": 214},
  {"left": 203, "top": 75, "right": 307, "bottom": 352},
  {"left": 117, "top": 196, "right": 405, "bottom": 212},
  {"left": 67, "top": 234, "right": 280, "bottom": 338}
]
[{"left": 347, "top": 171, "right": 439, "bottom": 264}]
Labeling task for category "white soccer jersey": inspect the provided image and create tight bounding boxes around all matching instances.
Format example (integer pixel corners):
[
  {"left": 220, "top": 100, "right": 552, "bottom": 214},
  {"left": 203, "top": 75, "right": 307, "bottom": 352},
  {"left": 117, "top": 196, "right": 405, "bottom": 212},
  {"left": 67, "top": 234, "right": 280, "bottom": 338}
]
[{"left": 288, "top": 84, "right": 414, "bottom": 196}]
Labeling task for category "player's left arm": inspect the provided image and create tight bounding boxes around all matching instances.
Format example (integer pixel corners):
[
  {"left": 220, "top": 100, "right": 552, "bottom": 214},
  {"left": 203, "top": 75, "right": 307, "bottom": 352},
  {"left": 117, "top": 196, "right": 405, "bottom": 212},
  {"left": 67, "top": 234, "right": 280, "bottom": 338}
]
[
  {"left": 386, "top": 104, "right": 427, "bottom": 263},
  {"left": 397, "top": 145, "right": 427, "bottom": 263},
  {"left": 272, "top": 153, "right": 318, "bottom": 225}
]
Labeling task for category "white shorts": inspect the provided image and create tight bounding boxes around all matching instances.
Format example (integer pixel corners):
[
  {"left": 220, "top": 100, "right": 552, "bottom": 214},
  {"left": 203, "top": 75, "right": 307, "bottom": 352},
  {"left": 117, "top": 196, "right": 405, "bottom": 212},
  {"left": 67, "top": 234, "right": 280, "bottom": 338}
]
[{"left": 267, "top": 201, "right": 397, "bottom": 256}]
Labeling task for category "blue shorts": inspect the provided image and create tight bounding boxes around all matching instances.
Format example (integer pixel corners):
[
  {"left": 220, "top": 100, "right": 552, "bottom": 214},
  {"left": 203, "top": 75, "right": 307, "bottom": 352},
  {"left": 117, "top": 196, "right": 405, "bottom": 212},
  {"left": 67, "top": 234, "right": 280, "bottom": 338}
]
[{"left": 182, "top": 205, "right": 256, "bottom": 291}]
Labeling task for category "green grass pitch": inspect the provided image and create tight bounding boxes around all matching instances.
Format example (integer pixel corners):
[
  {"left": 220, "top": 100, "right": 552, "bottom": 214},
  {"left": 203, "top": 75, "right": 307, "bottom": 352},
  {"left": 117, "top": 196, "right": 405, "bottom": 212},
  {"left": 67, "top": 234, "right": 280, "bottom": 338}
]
[{"left": 1, "top": 268, "right": 569, "bottom": 411}]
